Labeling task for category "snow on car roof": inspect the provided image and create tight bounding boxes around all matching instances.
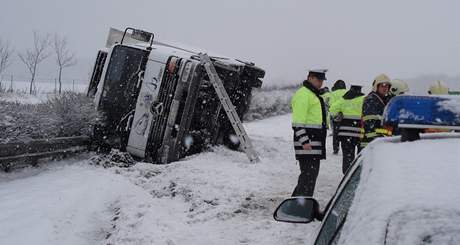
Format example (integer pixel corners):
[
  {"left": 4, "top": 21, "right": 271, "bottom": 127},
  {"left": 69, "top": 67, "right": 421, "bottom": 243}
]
[{"left": 338, "top": 135, "right": 460, "bottom": 244}]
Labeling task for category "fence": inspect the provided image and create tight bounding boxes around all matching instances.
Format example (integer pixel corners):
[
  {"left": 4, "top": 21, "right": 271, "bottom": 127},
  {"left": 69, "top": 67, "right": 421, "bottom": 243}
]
[{"left": 0, "top": 75, "right": 88, "bottom": 94}]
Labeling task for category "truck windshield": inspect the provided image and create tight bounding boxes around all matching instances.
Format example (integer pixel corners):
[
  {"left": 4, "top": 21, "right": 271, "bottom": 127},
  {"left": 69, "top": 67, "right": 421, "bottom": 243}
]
[
  {"left": 100, "top": 45, "right": 148, "bottom": 133},
  {"left": 105, "top": 45, "right": 146, "bottom": 87}
]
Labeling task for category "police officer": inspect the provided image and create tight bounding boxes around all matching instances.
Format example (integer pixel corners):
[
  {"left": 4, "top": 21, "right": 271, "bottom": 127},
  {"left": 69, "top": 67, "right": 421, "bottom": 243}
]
[
  {"left": 329, "top": 80, "right": 347, "bottom": 154},
  {"left": 291, "top": 69, "right": 328, "bottom": 197},
  {"left": 360, "top": 74, "right": 392, "bottom": 149},
  {"left": 329, "top": 85, "right": 364, "bottom": 174}
]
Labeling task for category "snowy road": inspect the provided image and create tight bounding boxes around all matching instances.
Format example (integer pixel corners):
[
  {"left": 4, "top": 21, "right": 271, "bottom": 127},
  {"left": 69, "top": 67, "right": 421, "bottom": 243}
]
[{"left": 0, "top": 114, "right": 343, "bottom": 245}]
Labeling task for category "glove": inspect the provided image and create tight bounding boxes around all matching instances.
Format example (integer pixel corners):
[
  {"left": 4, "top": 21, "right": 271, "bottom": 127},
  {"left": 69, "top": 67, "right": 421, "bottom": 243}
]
[{"left": 334, "top": 112, "right": 344, "bottom": 122}]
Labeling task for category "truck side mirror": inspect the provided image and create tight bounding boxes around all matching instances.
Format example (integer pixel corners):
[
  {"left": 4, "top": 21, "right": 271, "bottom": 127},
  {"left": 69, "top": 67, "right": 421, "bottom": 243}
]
[{"left": 273, "top": 197, "right": 321, "bottom": 223}]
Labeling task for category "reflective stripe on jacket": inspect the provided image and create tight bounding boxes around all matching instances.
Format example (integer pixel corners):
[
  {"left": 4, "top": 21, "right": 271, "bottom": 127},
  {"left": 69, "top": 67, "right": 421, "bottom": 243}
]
[
  {"left": 329, "top": 94, "right": 364, "bottom": 138},
  {"left": 360, "top": 92, "right": 390, "bottom": 147}
]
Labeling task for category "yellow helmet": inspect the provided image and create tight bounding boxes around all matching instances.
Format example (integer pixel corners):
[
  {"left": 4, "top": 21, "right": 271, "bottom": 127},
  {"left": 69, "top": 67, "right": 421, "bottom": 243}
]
[
  {"left": 372, "top": 74, "right": 391, "bottom": 92},
  {"left": 428, "top": 80, "right": 449, "bottom": 95},
  {"left": 389, "top": 79, "right": 409, "bottom": 96}
]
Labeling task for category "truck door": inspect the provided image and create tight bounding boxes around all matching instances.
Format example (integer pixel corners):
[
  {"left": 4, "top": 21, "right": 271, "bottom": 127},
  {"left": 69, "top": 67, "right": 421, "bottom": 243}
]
[{"left": 92, "top": 45, "right": 149, "bottom": 147}]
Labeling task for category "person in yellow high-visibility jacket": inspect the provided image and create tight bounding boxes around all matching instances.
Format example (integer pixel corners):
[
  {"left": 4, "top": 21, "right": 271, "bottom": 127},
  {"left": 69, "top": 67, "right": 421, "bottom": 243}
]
[
  {"left": 291, "top": 69, "right": 327, "bottom": 197},
  {"left": 328, "top": 80, "right": 347, "bottom": 154},
  {"left": 329, "top": 85, "right": 364, "bottom": 174}
]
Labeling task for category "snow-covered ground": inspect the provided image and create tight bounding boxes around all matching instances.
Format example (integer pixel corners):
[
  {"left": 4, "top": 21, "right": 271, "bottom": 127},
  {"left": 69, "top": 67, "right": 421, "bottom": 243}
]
[
  {"left": 0, "top": 114, "right": 343, "bottom": 245},
  {"left": 0, "top": 92, "right": 50, "bottom": 104},
  {"left": 0, "top": 81, "right": 87, "bottom": 104}
]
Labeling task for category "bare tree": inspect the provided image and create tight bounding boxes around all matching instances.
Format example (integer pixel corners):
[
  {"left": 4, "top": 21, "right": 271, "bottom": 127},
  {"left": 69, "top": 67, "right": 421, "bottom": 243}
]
[
  {"left": 0, "top": 39, "right": 13, "bottom": 90},
  {"left": 18, "top": 32, "right": 50, "bottom": 94},
  {"left": 53, "top": 34, "right": 76, "bottom": 94}
]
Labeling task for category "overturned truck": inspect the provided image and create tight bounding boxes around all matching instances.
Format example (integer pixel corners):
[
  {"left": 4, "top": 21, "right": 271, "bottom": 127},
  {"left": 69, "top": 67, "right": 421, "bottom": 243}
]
[{"left": 87, "top": 28, "right": 264, "bottom": 164}]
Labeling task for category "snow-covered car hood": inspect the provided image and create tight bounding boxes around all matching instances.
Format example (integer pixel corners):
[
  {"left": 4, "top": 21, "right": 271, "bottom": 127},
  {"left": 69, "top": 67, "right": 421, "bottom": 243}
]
[
  {"left": 337, "top": 136, "right": 460, "bottom": 244},
  {"left": 384, "top": 208, "right": 460, "bottom": 245}
]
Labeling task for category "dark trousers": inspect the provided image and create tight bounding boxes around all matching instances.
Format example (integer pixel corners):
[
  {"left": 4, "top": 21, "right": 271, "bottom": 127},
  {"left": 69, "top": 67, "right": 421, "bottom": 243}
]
[
  {"left": 332, "top": 119, "right": 340, "bottom": 153},
  {"left": 292, "top": 158, "right": 320, "bottom": 197},
  {"left": 340, "top": 137, "right": 359, "bottom": 174}
]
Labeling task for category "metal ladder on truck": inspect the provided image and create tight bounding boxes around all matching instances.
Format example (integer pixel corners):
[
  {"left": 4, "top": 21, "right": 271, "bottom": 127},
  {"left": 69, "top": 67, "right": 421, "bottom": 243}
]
[{"left": 199, "top": 53, "right": 260, "bottom": 163}]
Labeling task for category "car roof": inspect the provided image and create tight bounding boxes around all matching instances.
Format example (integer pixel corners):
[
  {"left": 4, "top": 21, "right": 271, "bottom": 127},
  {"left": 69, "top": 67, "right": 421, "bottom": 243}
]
[{"left": 337, "top": 134, "right": 460, "bottom": 244}]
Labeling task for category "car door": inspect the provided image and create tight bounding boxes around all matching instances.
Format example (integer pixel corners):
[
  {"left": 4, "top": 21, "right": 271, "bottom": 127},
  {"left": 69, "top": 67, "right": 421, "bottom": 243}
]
[{"left": 314, "top": 158, "right": 363, "bottom": 245}]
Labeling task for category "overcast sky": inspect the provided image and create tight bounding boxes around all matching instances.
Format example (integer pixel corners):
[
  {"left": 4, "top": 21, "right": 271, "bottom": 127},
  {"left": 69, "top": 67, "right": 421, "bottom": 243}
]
[{"left": 1, "top": 0, "right": 459, "bottom": 87}]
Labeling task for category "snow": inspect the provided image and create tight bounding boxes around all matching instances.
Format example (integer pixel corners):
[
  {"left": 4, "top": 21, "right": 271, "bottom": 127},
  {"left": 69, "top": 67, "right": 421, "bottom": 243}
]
[
  {"left": 4, "top": 80, "right": 88, "bottom": 94},
  {"left": 0, "top": 114, "right": 343, "bottom": 245},
  {"left": 438, "top": 96, "right": 460, "bottom": 116},
  {"left": 244, "top": 88, "right": 295, "bottom": 121},
  {"left": 338, "top": 136, "right": 460, "bottom": 245},
  {"left": 0, "top": 159, "right": 146, "bottom": 245},
  {"left": 0, "top": 80, "right": 87, "bottom": 104},
  {"left": 0, "top": 92, "right": 48, "bottom": 104}
]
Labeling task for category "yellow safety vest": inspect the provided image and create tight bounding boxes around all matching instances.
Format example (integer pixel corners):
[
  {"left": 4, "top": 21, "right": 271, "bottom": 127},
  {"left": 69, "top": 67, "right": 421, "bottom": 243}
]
[{"left": 291, "top": 87, "right": 323, "bottom": 127}]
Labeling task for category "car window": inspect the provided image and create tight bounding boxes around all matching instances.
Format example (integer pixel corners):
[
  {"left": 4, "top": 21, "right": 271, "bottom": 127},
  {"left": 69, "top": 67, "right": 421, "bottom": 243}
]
[{"left": 314, "top": 162, "right": 363, "bottom": 245}]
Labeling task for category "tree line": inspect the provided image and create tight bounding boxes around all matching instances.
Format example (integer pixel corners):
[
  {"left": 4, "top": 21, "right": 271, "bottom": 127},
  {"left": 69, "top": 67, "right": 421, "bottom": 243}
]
[{"left": 0, "top": 32, "right": 76, "bottom": 94}]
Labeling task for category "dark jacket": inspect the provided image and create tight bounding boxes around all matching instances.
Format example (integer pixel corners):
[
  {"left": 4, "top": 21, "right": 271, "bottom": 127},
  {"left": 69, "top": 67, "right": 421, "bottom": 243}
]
[
  {"left": 292, "top": 81, "right": 327, "bottom": 160},
  {"left": 361, "top": 92, "right": 390, "bottom": 147}
]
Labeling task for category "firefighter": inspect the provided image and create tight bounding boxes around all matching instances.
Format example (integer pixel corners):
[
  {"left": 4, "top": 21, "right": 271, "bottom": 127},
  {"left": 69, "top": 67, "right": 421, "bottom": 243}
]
[
  {"left": 360, "top": 74, "right": 392, "bottom": 149},
  {"left": 388, "top": 79, "right": 410, "bottom": 136},
  {"left": 428, "top": 80, "right": 449, "bottom": 95},
  {"left": 291, "top": 69, "right": 328, "bottom": 197},
  {"left": 329, "top": 85, "right": 365, "bottom": 174},
  {"left": 389, "top": 79, "right": 409, "bottom": 97},
  {"left": 329, "top": 80, "right": 347, "bottom": 154}
]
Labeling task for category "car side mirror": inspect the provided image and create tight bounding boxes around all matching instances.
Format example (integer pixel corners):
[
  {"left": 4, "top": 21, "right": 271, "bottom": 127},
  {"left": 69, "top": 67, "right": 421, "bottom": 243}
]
[{"left": 273, "top": 197, "right": 322, "bottom": 223}]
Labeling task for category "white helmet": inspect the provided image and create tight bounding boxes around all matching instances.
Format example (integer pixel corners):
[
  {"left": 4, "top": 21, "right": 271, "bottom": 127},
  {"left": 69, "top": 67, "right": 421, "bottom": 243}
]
[
  {"left": 372, "top": 74, "right": 391, "bottom": 92},
  {"left": 428, "top": 80, "right": 449, "bottom": 95},
  {"left": 389, "top": 79, "right": 409, "bottom": 96}
]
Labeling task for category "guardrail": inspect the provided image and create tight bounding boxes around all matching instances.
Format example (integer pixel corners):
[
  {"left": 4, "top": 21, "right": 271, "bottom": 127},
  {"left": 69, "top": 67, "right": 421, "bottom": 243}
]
[{"left": 0, "top": 136, "right": 90, "bottom": 172}]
